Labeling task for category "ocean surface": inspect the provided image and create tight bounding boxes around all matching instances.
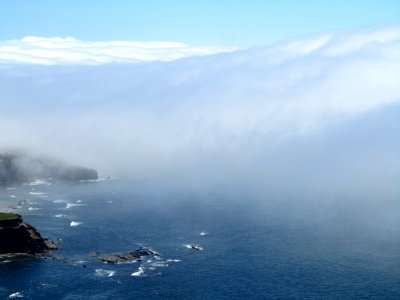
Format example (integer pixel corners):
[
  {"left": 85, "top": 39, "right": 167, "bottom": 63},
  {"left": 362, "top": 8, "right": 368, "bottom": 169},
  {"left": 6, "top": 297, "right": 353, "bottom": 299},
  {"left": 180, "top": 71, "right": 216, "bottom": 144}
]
[{"left": 1, "top": 179, "right": 400, "bottom": 299}]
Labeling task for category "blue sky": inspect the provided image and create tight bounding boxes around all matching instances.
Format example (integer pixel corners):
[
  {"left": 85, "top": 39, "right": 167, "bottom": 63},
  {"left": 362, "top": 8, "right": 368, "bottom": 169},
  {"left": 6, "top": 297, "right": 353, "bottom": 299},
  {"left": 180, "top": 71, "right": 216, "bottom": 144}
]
[{"left": 0, "top": 0, "right": 399, "bottom": 47}]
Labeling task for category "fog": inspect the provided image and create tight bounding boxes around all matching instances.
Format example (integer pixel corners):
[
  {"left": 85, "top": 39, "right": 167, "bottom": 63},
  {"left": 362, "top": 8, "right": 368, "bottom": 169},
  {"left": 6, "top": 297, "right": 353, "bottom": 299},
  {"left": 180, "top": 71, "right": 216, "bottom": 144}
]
[{"left": 0, "top": 24, "right": 399, "bottom": 199}]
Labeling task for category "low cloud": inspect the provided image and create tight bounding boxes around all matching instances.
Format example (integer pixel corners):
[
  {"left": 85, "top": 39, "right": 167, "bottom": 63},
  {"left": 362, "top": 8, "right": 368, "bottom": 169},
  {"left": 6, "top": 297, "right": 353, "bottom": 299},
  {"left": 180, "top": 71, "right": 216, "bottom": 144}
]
[{"left": 0, "top": 36, "right": 236, "bottom": 65}]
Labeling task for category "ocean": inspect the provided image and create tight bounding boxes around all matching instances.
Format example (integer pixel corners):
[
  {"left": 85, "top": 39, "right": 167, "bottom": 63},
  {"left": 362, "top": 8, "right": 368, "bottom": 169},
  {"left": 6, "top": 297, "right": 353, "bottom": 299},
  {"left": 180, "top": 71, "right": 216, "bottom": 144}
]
[{"left": 1, "top": 179, "right": 400, "bottom": 299}]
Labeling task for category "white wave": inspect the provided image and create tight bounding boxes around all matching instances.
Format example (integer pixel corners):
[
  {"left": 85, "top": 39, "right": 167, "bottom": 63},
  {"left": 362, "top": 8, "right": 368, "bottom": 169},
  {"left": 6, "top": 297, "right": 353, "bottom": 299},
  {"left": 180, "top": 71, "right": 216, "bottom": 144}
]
[
  {"left": 28, "top": 179, "right": 51, "bottom": 186},
  {"left": 95, "top": 269, "right": 115, "bottom": 277},
  {"left": 75, "top": 260, "right": 86, "bottom": 264},
  {"left": 54, "top": 214, "right": 67, "bottom": 218},
  {"left": 70, "top": 221, "right": 82, "bottom": 227},
  {"left": 9, "top": 195, "right": 16, "bottom": 198},
  {"left": 200, "top": 231, "right": 209, "bottom": 236},
  {"left": 29, "top": 192, "right": 47, "bottom": 196},
  {"left": 0, "top": 260, "right": 12, "bottom": 264},
  {"left": 76, "top": 200, "right": 82, "bottom": 203},
  {"left": 150, "top": 261, "right": 168, "bottom": 268},
  {"left": 8, "top": 292, "right": 24, "bottom": 298},
  {"left": 28, "top": 207, "right": 41, "bottom": 211},
  {"left": 79, "top": 179, "right": 98, "bottom": 183},
  {"left": 65, "top": 203, "right": 86, "bottom": 209},
  {"left": 166, "top": 259, "right": 181, "bottom": 262},
  {"left": 131, "top": 267, "right": 145, "bottom": 277}
]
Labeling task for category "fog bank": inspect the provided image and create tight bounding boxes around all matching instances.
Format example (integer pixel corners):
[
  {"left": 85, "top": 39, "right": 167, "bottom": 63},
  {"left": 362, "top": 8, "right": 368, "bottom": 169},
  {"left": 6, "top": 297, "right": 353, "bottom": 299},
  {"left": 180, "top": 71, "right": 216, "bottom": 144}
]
[{"left": 1, "top": 24, "right": 399, "bottom": 198}]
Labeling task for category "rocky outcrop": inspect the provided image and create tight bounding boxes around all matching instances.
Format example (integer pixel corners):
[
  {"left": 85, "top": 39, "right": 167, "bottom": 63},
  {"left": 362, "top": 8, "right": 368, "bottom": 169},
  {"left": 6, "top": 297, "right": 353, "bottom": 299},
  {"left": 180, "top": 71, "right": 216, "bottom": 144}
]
[
  {"left": 0, "top": 152, "right": 98, "bottom": 185},
  {"left": 91, "top": 247, "right": 159, "bottom": 264},
  {"left": 0, "top": 213, "right": 54, "bottom": 256}
]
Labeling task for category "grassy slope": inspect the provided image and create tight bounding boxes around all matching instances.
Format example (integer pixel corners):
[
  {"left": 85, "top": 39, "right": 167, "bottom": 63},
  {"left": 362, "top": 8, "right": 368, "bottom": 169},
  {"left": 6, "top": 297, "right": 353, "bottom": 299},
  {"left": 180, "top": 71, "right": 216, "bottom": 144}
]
[{"left": 0, "top": 212, "right": 18, "bottom": 220}]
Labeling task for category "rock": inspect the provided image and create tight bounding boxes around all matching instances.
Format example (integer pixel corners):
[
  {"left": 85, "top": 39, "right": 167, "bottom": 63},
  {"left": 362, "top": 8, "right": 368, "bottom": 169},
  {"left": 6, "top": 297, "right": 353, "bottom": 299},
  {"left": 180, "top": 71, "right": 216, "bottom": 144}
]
[
  {"left": 44, "top": 238, "right": 60, "bottom": 250},
  {"left": 0, "top": 213, "right": 56, "bottom": 258},
  {"left": 0, "top": 152, "right": 98, "bottom": 185},
  {"left": 184, "top": 244, "right": 203, "bottom": 251},
  {"left": 190, "top": 245, "right": 202, "bottom": 250},
  {"left": 91, "top": 247, "right": 159, "bottom": 264}
]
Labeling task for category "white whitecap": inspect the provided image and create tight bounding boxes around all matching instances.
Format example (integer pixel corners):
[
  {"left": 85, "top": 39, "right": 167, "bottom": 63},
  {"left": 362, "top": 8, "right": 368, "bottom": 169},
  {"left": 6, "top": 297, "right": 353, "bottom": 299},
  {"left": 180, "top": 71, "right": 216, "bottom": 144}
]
[
  {"left": 54, "top": 214, "right": 67, "bottom": 218},
  {"left": 70, "top": 221, "right": 82, "bottom": 227},
  {"left": 8, "top": 292, "right": 24, "bottom": 298},
  {"left": 200, "top": 231, "right": 209, "bottom": 236},
  {"left": 75, "top": 260, "right": 86, "bottom": 264},
  {"left": 28, "top": 207, "right": 41, "bottom": 211},
  {"left": 0, "top": 260, "right": 12, "bottom": 264},
  {"left": 29, "top": 192, "right": 46, "bottom": 196},
  {"left": 131, "top": 267, "right": 145, "bottom": 277},
  {"left": 65, "top": 203, "right": 86, "bottom": 209},
  {"left": 150, "top": 261, "right": 168, "bottom": 268},
  {"left": 166, "top": 259, "right": 181, "bottom": 262},
  {"left": 29, "top": 179, "right": 51, "bottom": 186},
  {"left": 95, "top": 269, "right": 115, "bottom": 277}
]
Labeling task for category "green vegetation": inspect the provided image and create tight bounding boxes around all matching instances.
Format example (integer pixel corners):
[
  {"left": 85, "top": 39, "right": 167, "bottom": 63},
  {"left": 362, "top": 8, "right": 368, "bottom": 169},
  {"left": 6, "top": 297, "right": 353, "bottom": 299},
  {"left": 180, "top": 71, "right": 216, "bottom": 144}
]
[{"left": 0, "top": 212, "right": 18, "bottom": 220}]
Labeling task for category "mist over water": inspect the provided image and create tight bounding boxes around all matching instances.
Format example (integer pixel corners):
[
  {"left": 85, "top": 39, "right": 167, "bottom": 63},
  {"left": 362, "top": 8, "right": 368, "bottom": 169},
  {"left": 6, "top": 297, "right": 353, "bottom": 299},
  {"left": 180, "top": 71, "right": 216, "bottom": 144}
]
[{"left": 1, "top": 26, "right": 400, "bottom": 200}]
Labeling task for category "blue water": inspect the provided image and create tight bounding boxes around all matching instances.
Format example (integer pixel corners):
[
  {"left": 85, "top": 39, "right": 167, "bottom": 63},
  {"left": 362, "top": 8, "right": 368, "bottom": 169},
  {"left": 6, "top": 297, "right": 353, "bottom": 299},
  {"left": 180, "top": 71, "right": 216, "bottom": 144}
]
[{"left": 1, "top": 179, "right": 400, "bottom": 299}]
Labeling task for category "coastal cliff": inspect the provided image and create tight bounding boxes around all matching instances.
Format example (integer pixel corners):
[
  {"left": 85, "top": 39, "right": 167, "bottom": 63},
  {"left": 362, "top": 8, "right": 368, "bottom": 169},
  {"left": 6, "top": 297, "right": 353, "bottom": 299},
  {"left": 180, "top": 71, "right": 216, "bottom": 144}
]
[
  {"left": 0, "top": 213, "right": 52, "bottom": 256},
  {"left": 0, "top": 152, "right": 98, "bottom": 185}
]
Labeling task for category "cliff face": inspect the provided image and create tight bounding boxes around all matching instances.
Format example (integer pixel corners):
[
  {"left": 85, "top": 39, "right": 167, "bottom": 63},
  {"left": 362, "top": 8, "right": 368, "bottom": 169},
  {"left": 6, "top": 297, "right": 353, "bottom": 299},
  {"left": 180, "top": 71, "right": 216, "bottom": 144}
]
[
  {"left": 0, "top": 152, "right": 98, "bottom": 185},
  {"left": 0, "top": 214, "right": 49, "bottom": 255}
]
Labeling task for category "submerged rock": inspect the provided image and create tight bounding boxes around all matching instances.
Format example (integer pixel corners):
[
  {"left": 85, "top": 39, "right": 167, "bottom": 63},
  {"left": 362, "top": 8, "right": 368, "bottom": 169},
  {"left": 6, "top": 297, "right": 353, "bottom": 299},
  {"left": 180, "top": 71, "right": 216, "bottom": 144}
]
[
  {"left": 0, "top": 213, "right": 57, "bottom": 258},
  {"left": 184, "top": 244, "right": 203, "bottom": 251},
  {"left": 91, "top": 247, "right": 159, "bottom": 264},
  {"left": 0, "top": 152, "right": 98, "bottom": 185}
]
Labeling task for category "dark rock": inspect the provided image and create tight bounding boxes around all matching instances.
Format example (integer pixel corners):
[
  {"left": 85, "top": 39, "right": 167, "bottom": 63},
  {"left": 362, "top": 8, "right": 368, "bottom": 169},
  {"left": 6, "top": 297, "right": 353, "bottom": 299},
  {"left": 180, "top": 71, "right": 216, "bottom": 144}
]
[
  {"left": 0, "top": 213, "right": 55, "bottom": 257},
  {"left": 92, "top": 247, "right": 159, "bottom": 264},
  {"left": 44, "top": 238, "right": 60, "bottom": 250},
  {"left": 188, "top": 244, "right": 203, "bottom": 251}
]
